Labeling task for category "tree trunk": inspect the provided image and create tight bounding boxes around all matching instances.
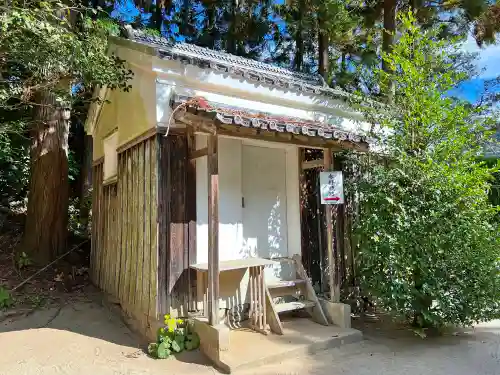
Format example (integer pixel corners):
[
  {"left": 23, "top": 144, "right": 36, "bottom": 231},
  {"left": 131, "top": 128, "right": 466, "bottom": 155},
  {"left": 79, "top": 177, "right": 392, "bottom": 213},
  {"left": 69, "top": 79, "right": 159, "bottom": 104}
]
[
  {"left": 78, "top": 134, "right": 93, "bottom": 234},
  {"left": 153, "top": 1, "right": 163, "bottom": 32},
  {"left": 294, "top": 0, "right": 305, "bottom": 72},
  {"left": 226, "top": 0, "right": 238, "bottom": 54},
  {"left": 207, "top": 2, "right": 216, "bottom": 49},
  {"left": 21, "top": 90, "right": 70, "bottom": 264},
  {"left": 318, "top": 16, "right": 329, "bottom": 80},
  {"left": 382, "top": 0, "right": 397, "bottom": 103}
]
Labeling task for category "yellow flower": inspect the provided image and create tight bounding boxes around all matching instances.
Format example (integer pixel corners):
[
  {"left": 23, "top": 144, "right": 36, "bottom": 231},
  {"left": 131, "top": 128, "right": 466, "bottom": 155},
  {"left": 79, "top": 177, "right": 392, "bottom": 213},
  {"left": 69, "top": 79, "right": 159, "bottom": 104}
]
[{"left": 167, "top": 320, "right": 177, "bottom": 332}]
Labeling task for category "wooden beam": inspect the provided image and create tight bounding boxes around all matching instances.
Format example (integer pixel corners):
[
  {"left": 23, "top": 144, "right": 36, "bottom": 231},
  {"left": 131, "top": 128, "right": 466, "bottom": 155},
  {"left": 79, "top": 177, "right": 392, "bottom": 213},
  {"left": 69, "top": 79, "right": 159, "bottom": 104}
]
[
  {"left": 215, "top": 127, "right": 367, "bottom": 152},
  {"left": 207, "top": 135, "right": 220, "bottom": 325},
  {"left": 175, "top": 113, "right": 216, "bottom": 134},
  {"left": 176, "top": 112, "right": 370, "bottom": 152},
  {"left": 301, "top": 158, "right": 324, "bottom": 170},
  {"left": 189, "top": 147, "right": 208, "bottom": 160},
  {"left": 323, "top": 148, "right": 340, "bottom": 303}
]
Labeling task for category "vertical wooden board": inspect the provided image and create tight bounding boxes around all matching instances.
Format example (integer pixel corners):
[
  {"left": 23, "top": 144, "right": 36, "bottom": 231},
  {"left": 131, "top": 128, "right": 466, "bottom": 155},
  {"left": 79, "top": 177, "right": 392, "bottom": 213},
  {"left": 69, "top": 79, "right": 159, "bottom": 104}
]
[
  {"left": 128, "top": 145, "right": 139, "bottom": 306},
  {"left": 109, "top": 187, "right": 118, "bottom": 296},
  {"left": 108, "top": 188, "right": 115, "bottom": 294},
  {"left": 118, "top": 153, "right": 129, "bottom": 302},
  {"left": 180, "top": 137, "right": 189, "bottom": 311},
  {"left": 115, "top": 158, "right": 124, "bottom": 297},
  {"left": 168, "top": 136, "right": 188, "bottom": 313},
  {"left": 142, "top": 139, "right": 152, "bottom": 317},
  {"left": 106, "top": 187, "right": 113, "bottom": 293},
  {"left": 150, "top": 137, "right": 160, "bottom": 318},
  {"left": 99, "top": 186, "right": 106, "bottom": 291},
  {"left": 186, "top": 132, "right": 197, "bottom": 310},
  {"left": 107, "top": 188, "right": 115, "bottom": 294},
  {"left": 123, "top": 149, "right": 133, "bottom": 306},
  {"left": 90, "top": 166, "right": 98, "bottom": 283},
  {"left": 99, "top": 167, "right": 106, "bottom": 289},
  {"left": 95, "top": 165, "right": 104, "bottom": 287},
  {"left": 91, "top": 165, "right": 99, "bottom": 285},
  {"left": 102, "top": 187, "right": 110, "bottom": 292},
  {"left": 157, "top": 136, "right": 168, "bottom": 317},
  {"left": 135, "top": 142, "right": 145, "bottom": 314},
  {"left": 117, "top": 155, "right": 125, "bottom": 301}
]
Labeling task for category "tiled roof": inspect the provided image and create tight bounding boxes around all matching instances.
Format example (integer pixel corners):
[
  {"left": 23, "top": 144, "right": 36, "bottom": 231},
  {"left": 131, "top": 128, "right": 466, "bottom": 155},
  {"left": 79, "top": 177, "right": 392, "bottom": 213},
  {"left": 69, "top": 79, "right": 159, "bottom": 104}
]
[
  {"left": 172, "top": 95, "right": 368, "bottom": 146},
  {"left": 123, "top": 26, "right": 357, "bottom": 102}
]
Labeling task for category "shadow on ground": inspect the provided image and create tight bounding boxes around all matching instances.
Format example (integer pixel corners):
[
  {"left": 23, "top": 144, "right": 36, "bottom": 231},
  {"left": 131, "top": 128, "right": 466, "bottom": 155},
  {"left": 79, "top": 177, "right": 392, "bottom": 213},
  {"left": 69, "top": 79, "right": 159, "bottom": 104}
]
[
  {"left": 1, "top": 292, "right": 499, "bottom": 375},
  {"left": 0, "top": 286, "right": 213, "bottom": 375}
]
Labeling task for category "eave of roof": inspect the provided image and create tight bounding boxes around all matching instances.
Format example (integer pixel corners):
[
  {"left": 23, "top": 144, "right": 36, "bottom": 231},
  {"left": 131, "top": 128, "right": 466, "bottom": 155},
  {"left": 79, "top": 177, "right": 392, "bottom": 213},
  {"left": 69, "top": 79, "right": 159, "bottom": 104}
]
[
  {"left": 122, "top": 26, "right": 384, "bottom": 109},
  {"left": 172, "top": 95, "right": 369, "bottom": 149}
]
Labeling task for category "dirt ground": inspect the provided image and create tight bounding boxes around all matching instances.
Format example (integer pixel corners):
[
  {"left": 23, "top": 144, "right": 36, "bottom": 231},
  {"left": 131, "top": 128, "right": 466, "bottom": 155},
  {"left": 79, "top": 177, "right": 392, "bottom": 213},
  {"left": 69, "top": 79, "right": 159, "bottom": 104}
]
[{"left": 1, "top": 287, "right": 499, "bottom": 375}]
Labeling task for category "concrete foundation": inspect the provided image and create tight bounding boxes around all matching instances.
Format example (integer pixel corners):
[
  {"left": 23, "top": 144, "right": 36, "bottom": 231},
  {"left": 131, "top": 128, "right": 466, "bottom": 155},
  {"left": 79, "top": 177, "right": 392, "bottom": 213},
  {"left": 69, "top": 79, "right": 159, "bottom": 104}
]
[
  {"left": 193, "top": 318, "right": 231, "bottom": 373},
  {"left": 319, "top": 299, "right": 351, "bottom": 328},
  {"left": 194, "top": 317, "right": 361, "bottom": 373}
]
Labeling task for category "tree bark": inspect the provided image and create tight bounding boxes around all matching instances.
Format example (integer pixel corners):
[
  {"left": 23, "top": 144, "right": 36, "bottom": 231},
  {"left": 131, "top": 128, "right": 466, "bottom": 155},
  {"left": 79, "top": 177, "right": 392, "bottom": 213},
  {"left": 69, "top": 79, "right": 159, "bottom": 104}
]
[
  {"left": 78, "top": 134, "right": 93, "bottom": 233},
  {"left": 226, "top": 0, "right": 238, "bottom": 54},
  {"left": 294, "top": 0, "right": 305, "bottom": 72},
  {"left": 382, "top": 0, "right": 397, "bottom": 104},
  {"left": 21, "top": 90, "right": 70, "bottom": 264},
  {"left": 318, "top": 16, "right": 329, "bottom": 80}
]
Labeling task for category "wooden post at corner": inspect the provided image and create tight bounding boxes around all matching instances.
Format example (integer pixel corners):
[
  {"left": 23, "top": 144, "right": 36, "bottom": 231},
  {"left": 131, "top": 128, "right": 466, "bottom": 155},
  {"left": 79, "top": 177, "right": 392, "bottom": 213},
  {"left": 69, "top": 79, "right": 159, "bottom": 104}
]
[
  {"left": 207, "top": 134, "right": 219, "bottom": 325},
  {"left": 323, "top": 148, "right": 340, "bottom": 302}
]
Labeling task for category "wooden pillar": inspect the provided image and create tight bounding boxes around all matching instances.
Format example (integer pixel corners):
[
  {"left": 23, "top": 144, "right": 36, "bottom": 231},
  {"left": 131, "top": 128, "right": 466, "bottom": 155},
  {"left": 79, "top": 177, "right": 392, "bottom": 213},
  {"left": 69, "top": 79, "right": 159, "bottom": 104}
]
[
  {"left": 323, "top": 148, "right": 340, "bottom": 302},
  {"left": 207, "top": 134, "right": 219, "bottom": 325},
  {"left": 186, "top": 130, "right": 197, "bottom": 311},
  {"left": 334, "top": 157, "right": 345, "bottom": 292}
]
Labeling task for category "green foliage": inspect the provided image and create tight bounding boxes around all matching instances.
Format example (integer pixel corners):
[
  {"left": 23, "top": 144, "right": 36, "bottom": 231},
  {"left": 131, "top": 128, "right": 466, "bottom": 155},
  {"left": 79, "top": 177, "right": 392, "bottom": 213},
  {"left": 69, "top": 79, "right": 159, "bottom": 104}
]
[
  {"left": 156, "top": 342, "right": 171, "bottom": 359},
  {"left": 148, "top": 315, "right": 200, "bottom": 359},
  {"left": 0, "top": 131, "right": 29, "bottom": 205},
  {"left": 0, "top": 287, "right": 13, "bottom": 309},
  {"left": 17, "top": 252, "right": 32, "bottom": 269},
  {"left": 354, "top": 13, "right": 500, "bottom": 331},
  {"left": 0, "top": 0, "right": 133, "bottom": 111}
]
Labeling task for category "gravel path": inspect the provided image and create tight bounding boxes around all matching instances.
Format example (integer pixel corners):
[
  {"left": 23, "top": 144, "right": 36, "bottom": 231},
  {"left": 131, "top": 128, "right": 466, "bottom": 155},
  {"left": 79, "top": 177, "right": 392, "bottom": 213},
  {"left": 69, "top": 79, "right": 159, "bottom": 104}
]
[{"left": 1, "top": 298, "right": 499, "bottom": 375}]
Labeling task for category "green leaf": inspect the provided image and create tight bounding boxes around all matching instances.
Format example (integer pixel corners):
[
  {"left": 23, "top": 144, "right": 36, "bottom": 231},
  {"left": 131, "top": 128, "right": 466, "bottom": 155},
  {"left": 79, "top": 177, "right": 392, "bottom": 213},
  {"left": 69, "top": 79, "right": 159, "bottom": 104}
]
[
  {"left": 147, "top": 343, "right": 158, "bottom": 358},
  {"left": 157, "top": 342, "right": 171, "bottom": 359},
  {"left": 171, "top": 335, "right": 185, "bottom": 353}
]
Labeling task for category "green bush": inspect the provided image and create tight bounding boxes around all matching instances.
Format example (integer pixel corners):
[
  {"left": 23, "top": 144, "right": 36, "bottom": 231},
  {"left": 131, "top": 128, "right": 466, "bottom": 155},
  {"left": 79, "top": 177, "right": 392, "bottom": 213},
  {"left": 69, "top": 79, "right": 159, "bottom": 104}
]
[
  {"left": 353, "top": 13, "right": 500, "bottom": 332},
  {"left": 356, "top": 157, "right": 500, "bottom": 329}
]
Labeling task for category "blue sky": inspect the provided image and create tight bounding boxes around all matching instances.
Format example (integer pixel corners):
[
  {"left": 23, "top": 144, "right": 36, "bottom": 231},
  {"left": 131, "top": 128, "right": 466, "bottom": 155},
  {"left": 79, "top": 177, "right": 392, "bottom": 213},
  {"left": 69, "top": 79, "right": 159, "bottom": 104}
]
[
  {"left": 112, "top": 0, "right": 499, "bottom": 104},
  {"left": 450, "top": 34, "right": 500, "bottom": 102}
]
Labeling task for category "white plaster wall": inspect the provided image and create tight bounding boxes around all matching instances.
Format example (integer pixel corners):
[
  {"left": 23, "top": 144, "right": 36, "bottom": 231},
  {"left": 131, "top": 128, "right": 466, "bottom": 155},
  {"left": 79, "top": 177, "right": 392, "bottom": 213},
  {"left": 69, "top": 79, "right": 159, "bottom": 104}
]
[
  {"left": 195, "top": 137, "right": 300, "bottom": 264},
  {"left": 195, "top": 135, "right": 244, "bottom": 264},
  {"left": 194, "top": 135, "right": 302, "bottom": 308},
  {"left": 155, "top": 78, "right": 372, "bottom": 136}
]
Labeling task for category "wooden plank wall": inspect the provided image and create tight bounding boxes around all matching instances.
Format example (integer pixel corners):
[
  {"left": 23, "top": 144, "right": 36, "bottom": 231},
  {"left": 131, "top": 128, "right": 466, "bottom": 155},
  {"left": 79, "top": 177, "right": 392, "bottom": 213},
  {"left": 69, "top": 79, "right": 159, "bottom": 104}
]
[
  {"left": 91, "top": 135, "right": 160, "bottom": 320},
  {"left": 158, "top": 133, "right": 196, "bottom": 317}
]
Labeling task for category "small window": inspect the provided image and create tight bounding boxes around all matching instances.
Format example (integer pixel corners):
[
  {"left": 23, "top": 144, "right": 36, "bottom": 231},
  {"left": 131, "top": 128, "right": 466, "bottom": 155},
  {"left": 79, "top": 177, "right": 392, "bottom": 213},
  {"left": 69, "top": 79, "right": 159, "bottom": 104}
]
[{"left": 103, "top": 130, "right": 118, "bottom": 183}]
